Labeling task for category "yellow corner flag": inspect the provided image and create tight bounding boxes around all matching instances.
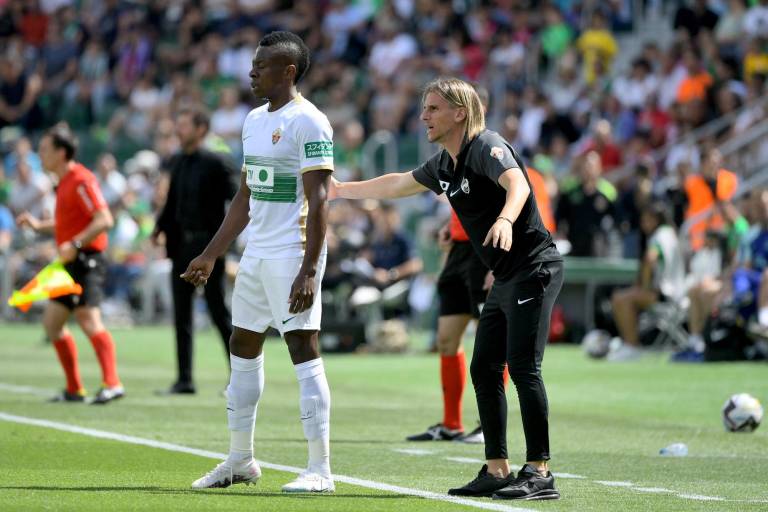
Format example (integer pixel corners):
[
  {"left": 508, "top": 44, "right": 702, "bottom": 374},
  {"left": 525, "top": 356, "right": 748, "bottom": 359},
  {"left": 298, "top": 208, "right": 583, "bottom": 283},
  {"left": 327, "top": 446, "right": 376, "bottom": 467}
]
[{"left": 7, "top": 261, "right": 82, "bottom": 312}]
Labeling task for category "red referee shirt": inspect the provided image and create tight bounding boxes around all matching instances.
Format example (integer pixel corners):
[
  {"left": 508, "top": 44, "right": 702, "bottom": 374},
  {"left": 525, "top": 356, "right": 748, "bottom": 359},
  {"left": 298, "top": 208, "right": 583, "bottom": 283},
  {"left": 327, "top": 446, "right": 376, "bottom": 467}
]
[
  {"left": 55, "top": 162, "right": 109, "bottom": 252},
  {"left": 449, "top": 209, "right": 469, "bottom": 242}
]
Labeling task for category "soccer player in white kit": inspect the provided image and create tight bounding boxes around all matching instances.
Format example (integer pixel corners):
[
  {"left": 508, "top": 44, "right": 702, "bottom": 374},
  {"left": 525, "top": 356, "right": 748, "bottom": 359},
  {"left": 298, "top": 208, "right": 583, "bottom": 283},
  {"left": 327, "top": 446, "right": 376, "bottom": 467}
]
[{"left": 182, "top": 31, "right": 335, "bottom": 493}]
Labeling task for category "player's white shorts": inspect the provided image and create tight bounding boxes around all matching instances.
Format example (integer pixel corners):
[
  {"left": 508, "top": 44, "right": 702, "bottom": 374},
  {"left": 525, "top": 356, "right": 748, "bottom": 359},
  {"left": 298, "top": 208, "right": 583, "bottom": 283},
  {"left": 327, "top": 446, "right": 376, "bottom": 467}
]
[{"left": 231, "top": 254, "right": 326, "bottom": 336}]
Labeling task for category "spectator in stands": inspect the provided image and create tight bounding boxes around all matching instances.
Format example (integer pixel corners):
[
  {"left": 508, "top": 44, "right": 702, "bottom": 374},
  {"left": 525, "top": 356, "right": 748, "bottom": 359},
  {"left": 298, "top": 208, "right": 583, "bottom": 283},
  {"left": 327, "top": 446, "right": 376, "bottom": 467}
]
[
  {"left": 539, "top": 5, "right": 573, "bottom": 69},
  {"left": 211, "top": 85, "right": 249, "bottom": 158},
  {"left": 3, "top": 136, "right": 42, "bottom": 179},
  {"left": 8, "top": 158, "right": 51, "bottom": 220},
  {"left": 0, "top": 56, "right": 43, "bottom": 131},
  {"left": 684, "top": 147, "right": 738, "bottom": 250},
  {"left": 581, "top": 119, "right": 623, "bottom": 172},
  {"left": 612, "top": 58, "right": 659, "bottom": 110},
  {"left": 731, "top": 188, "right": 768, "bottom": 329},
  {"left": 673, "top": 0, "right": 719, "bottom": 39},
  {"left": 351, "top": 202, "right": 422, "bottom": 319},
  {"left": 677, "top": 200, "right": 750, "bottom": 361},
  {"left": 94, "top": 153, "right": 127, "bottom": 211},
  {"left": 576, "top": 11, "right": 618, "bottom": 85},
  {"left": 609, "top": 202, "right": 685, "bottom": 361},
  {"left": 555, "top": 151, "right": 616, "bottom": 257},
  {"left": 743, "top": 0, "right": 768, "bottom": 39}
]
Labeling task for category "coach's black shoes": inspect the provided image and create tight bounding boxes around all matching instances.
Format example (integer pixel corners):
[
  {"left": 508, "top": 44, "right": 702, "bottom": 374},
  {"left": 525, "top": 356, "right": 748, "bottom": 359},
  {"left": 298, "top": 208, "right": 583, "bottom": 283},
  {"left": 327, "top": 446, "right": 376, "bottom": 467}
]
[
  {"left": 447, "top": 465, "right": 515, "bottom": 497},
  {"left": 155, "top": 381, "right": 196, "bottom": 396},
  {"left": 48, "top": 389, "right": 86, "bottom": 403},
  {"left": 492, "top": 465, "right": 560, "bottom": 501},
  {"left": 406, "top": 423, "right": 464, "bottom": 441}
]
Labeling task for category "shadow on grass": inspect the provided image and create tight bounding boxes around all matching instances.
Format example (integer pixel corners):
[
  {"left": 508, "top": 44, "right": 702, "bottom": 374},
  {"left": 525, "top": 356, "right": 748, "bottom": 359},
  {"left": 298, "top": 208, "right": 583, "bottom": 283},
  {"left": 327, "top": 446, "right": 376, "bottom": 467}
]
[{"left": 0, "top": 486, "right": 411, "bottom": 499}]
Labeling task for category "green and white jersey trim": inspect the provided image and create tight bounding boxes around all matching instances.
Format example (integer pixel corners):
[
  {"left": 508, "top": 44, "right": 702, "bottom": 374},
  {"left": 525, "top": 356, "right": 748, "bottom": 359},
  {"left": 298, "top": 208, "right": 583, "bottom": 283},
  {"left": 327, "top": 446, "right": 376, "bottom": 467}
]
[{"left": 241, "top": 95, "right": 333, "bottom": 259}]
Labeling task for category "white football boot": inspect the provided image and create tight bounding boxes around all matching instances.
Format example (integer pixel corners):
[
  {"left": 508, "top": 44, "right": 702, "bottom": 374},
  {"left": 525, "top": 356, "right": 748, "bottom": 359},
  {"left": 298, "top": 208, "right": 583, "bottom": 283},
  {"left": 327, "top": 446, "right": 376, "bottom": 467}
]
[
  {"left": 281, "top": 471, "right": 335, "bottom": 493},
  {"left": 191, "top": 458, "right": 261, "bottom": 489}
]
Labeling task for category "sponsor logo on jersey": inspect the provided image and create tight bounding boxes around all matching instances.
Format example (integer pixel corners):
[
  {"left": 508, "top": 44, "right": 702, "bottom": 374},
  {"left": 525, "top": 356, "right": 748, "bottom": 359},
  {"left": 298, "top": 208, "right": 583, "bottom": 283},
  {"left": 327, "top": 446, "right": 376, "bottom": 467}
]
[
  {"left": 304, "top": 141, "right": 333, "bottom": 158},
  {"left": 439, "top": 180, "right": 450, "bottom": 191},
  {"left": 272, "top": 128, "right": 282, "bottom": 145}
]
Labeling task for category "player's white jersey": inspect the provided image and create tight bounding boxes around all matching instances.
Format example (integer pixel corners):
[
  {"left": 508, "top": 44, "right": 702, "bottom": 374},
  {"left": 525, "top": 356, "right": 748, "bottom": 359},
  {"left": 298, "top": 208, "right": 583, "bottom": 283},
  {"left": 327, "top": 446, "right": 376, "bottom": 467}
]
[{"left": 241, "top": 94, "right": 334, "bottom": 259}]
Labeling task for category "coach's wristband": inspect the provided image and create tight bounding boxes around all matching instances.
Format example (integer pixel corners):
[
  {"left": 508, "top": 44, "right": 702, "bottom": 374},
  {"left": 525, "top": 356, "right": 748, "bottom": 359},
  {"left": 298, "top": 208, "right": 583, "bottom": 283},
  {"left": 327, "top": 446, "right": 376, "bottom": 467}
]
[{"left": 496, "top": 216, "right": 514, "bottom": 227}]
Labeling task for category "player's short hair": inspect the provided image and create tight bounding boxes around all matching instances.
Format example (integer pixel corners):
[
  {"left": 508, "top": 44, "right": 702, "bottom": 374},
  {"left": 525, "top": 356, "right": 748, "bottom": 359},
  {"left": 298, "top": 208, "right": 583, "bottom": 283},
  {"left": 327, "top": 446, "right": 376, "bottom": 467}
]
[
  {"left": 178, "top": 106, "right": 210, "bottom": 134},
  {"left": 44, "top": 124, "right": 78, "bottom": 160},
  {"left": 259, "top": 31, "right": 310, "bottom": 84},
  {"left": 423, "top": 77, "right": 486, "bottom": 139},
  {"left": 644, "top": 201, "right": 672, "bottom": 227}
]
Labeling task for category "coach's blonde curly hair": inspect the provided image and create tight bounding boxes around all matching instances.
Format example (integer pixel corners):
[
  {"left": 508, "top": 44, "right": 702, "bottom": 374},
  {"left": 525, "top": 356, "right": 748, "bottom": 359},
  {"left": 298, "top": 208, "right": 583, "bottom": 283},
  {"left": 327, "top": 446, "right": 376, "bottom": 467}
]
[{"left": 422, "top": 77, "right": 486, "bottom": 139}]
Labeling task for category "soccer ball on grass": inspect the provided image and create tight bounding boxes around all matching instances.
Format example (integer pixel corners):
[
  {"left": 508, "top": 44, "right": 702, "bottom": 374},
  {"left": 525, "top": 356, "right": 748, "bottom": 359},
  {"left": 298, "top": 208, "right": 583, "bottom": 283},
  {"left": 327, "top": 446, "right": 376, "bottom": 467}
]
[{"left": 722, "top": 393, "right": 763, "bottom": 432}]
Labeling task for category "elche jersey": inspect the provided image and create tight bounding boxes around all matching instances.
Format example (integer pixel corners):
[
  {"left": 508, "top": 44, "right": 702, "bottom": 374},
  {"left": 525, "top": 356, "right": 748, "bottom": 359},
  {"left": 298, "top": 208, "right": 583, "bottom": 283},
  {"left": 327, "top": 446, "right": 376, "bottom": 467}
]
[{"left": 241, "top": 94, "right": 334, "bottom": 259}]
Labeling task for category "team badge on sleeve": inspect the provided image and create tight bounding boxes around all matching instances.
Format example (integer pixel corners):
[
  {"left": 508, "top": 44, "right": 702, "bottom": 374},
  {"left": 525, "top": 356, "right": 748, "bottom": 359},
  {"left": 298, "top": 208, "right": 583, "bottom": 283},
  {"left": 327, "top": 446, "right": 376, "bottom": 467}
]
[
  {"left": 272, "top": 128, "right": 282, "bottom": 145},
  {"left": 490, "top": 147, "right": 504, "bottom": 160}
]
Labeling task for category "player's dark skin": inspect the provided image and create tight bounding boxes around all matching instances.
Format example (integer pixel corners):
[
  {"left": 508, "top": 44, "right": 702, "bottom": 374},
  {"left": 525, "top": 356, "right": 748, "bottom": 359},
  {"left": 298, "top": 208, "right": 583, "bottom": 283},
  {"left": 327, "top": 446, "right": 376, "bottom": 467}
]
[{"left": 182, "top": 44, "right": 331, "bottom": 365}]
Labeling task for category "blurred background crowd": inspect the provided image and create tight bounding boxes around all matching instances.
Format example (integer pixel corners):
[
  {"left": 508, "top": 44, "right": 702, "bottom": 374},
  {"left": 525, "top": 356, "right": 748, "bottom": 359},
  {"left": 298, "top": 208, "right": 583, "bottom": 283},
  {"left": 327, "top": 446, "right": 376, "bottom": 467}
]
[{"left": 1, "top": 0, "right": 768, "bottom": 357}]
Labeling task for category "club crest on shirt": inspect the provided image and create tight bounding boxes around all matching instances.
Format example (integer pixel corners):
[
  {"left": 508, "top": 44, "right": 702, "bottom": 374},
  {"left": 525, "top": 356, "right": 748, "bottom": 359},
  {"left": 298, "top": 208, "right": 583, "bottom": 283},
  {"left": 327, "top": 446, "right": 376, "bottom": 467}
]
[
  {"left": 490, "top": 146, "right": 504, "bottom": 160},
  {"left": 461, "top": 177, "right": 470, "bottom": 194},
  {"left": 272, "top": 128, "right": 282, "bottom": 145}
]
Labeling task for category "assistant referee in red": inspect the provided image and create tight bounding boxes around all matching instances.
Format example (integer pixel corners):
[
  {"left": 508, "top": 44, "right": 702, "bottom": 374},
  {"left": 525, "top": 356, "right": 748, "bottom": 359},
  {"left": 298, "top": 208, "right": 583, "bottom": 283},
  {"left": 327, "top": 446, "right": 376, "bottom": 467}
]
[{"left": 17, "top": 125, "right": 124, "bottom": 404}]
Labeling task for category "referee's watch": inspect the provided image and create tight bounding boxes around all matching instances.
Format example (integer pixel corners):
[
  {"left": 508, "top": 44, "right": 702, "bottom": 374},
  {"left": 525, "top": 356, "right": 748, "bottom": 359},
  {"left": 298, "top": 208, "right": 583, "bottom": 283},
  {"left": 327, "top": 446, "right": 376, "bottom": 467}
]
[{"left": 72, "top": 240, "right": 83, "bottom": 250}]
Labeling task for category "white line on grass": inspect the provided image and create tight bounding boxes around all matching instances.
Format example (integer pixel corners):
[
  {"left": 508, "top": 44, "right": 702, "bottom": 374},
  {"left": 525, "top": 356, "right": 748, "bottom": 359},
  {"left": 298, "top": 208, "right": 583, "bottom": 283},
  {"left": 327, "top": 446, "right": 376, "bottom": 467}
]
[
  {"left": 445, "top": 457, "right": 485, "bottom": 464},
  {"left": 0, "top": 382, "right": 52, "bottom": 397},
  {"left": 392, "top": 448, "right": 435, "bottom": 456},
  {"left": 0, "top": 412, "right": 534, "bottom": 512}
]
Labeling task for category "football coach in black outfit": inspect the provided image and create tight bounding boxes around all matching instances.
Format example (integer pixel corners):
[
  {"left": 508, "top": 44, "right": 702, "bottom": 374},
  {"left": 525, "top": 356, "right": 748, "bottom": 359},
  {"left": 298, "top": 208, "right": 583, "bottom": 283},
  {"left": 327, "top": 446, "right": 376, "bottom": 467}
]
[
  {"left": 153, "top": 107, "right": 237, "bottom": 394},
  {"left": 329, "top": 77, "right": 563, "bottom": 501}
]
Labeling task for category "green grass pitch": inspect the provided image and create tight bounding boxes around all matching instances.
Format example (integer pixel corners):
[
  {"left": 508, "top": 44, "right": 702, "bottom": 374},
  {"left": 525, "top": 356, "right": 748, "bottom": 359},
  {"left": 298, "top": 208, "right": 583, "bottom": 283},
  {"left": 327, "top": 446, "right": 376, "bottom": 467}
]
[{"left": 0, "top": 323, "right": 767, "bottom": 511}]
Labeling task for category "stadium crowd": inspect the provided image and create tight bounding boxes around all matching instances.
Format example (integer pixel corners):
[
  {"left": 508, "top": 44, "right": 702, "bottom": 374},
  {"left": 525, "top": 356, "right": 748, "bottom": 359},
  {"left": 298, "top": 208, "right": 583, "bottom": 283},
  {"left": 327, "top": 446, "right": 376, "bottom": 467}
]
[{"left": 1, "top": 0, "right": 768, "bottom": 360}]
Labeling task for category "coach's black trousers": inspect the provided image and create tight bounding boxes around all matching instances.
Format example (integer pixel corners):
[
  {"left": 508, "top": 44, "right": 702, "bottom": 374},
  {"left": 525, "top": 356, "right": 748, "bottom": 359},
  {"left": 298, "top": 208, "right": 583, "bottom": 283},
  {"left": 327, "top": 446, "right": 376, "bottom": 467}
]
[
  {"left": 470, "top": 260, "right": 563, "bottom": 462},
  {"left": 171, "top": 238, "right": 232, "bottom": 385}
]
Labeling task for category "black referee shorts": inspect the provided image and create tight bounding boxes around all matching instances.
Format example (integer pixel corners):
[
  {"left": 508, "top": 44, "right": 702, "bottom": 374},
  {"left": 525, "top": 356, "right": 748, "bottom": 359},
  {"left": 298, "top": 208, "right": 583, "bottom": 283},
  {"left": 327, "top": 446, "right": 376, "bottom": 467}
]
[
  {"left": 437, "top": 242, "right": 488, "bottom": 318},
  {"left": 52, "top": 251, "right": 107, "bottom": 310}
]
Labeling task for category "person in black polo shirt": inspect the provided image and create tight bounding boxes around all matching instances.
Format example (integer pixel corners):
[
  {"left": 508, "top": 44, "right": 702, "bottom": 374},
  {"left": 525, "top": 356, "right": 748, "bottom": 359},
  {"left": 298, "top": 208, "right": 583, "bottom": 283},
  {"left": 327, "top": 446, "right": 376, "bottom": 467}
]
[
  {"left": 153, "top": 106, "right": 237, "bottom": 394},
  {"left": 330, "top": 77, "right": 563, "bottom": 501}
]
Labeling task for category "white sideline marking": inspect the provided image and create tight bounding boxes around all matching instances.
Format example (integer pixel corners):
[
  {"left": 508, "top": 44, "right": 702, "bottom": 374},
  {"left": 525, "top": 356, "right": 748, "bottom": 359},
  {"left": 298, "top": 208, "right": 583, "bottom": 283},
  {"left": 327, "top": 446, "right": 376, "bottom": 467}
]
[
  {"left": 445, "top": 457, "right": 484, "bottom": 464},
  {"left": 392, "top": 448, "right": 434, "bottom": 456},
  {"left": 677, "top": 494, "right": 725, "bottom": 502},
  {"left": 633, "top": 487, "right": 672, "bottom": 493},
  {"left": 0, "top": 383, "right": 51, "bottom": 397},
  {"left": 595, "top": 480, "right": 634, "bottom": 487},
  {"left": 552, "top": 472, "right": 587, "bottom": 479},
  {"left": 0, "top": 412, "right": 534, "bottom": 512}
]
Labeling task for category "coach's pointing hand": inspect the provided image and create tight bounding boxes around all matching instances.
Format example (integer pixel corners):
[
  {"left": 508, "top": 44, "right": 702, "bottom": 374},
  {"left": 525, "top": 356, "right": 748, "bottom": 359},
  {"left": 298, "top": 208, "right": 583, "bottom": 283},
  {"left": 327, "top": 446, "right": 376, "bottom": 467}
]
[
  {"left": 483, "top": 216, "right": 513, "bottom": 251},
  {"left": 181, "top": 254, "right": 214, "bottom": 287}
]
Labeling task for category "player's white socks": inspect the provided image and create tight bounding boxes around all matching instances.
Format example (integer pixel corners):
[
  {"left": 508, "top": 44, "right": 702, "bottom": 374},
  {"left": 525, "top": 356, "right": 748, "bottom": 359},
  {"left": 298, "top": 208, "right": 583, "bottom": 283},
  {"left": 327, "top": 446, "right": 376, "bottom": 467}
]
[
  {"left": 295, "top": 358, "right": 331, "bottom": 479},
  {"left": 226, "top": 353, "right": 264, "bottom": 463}
]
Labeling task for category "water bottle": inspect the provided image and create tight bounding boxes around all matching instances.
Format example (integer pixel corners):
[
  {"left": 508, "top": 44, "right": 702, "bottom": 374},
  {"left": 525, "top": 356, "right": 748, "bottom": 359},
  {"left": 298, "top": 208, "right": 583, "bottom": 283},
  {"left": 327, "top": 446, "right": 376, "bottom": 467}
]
[{"left": 659, "top": 443, "right": 688, "bottom": 457}]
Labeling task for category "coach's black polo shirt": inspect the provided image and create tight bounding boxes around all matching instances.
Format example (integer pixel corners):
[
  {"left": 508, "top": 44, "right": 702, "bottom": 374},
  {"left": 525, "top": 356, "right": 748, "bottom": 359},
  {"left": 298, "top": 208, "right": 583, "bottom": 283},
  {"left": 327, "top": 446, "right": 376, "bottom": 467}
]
[{"left": 413, "top": 130, "right": 561, "bottom": 282}]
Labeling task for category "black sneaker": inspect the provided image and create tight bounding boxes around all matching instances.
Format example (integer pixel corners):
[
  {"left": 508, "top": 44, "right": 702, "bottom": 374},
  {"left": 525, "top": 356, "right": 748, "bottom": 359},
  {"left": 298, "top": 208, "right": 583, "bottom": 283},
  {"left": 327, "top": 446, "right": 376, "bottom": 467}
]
[
  {"left": 155, "top": 381, "right": 196, "bottom": 396},
  {"left": 455, "top": 424, "right": 484, "bottom": 444},
  {"left": 492, "top": 464, "right": 560, "bottom": 500},
  {"left": 447, "top": 465, "right": 515, "bottom": 497},
  {"left": 406, "top": 423, "right": 463, "bottom": 441},
  {"left": 48, "top": 390, "right": 86, "bottom": 403},
  {"left": 90, "top": 385, "right": 125, "bottom": 405}
]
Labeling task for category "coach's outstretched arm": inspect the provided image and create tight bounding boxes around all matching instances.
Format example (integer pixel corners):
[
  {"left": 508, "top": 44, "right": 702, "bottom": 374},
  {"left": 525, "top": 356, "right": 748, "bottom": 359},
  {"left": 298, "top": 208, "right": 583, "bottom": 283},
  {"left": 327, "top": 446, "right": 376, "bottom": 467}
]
[
  {"left": 181, "top": 172, "right": 251, "bottom": 286},
  {"left": 329, "top": 171, "right": 428, "bottom": 201}
]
